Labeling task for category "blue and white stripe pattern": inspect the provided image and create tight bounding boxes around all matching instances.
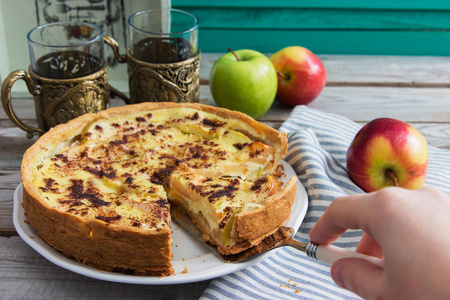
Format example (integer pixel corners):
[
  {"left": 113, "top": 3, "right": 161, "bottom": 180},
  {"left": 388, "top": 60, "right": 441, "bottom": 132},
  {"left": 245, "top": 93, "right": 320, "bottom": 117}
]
[{"left": 201, "top": 106, "right": 450, "bottom": 299}]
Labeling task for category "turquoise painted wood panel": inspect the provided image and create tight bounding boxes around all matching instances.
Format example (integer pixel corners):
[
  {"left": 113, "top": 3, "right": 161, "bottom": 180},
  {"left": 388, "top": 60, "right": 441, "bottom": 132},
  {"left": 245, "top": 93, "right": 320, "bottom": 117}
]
[
  {"left": 173, "top": 1, "right": 450, "bottom": 55},
  {"left": 174, "top": 0, "right": 450, "bottom": 10},
  {"left": 200, "top": 30, "right": 450, "bottom": 56}
]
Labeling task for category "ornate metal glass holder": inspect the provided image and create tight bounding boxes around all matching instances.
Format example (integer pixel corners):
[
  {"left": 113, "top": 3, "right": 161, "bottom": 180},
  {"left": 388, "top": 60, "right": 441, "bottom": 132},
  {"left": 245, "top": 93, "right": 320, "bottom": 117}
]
[
  {"left": 105, "top": 36, "right": 200, "bottom": 104},
  {"left": 0, "top": 22, "right": 130, "bottom": 138},
  {"left": 1, "top": 64, "right": 111, "bottom": 138},
  {"left": 126, "top": 50, "right": 200, "bottom": 104}
]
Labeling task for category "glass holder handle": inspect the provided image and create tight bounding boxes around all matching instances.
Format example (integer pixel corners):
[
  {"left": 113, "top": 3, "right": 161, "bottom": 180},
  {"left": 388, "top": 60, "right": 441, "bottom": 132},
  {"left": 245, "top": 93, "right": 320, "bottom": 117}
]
[
  {"left": 103, "top": 35, "right": 130, "bottom": 104},
  {"left": 1, "top": 70, "right": 44, "bottom": 138},
  {"left": 103, "top": 35, "right": 127, "bottom": 64}
]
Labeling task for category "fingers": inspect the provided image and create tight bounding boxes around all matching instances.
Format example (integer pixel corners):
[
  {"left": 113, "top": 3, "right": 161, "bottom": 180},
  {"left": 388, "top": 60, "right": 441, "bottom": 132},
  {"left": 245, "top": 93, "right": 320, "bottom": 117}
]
[
  {"left": 331, "top": 258, "right": 384, "bottom": 299},
  {"left": 310, "top": 187, "right": 413, "bottom": 245},
  {"left": 356, "top": 232, "right": 383, "bottom": 258},
  {"left": 309, "top": 193, "right": 372, "bottom": 245}
]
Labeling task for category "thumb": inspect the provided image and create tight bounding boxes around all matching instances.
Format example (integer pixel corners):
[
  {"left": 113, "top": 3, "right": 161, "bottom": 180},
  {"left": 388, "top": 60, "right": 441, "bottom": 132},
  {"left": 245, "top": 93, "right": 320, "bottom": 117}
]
[{"left": 331, "top": 258, "right": 384, "bottom": 299}]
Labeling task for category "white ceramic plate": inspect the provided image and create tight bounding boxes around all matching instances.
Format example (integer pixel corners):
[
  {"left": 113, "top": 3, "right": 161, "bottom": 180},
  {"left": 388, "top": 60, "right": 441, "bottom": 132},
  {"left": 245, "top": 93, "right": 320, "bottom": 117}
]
[{"left": 13, "top": 160, "right": 308, "bottom": 285}]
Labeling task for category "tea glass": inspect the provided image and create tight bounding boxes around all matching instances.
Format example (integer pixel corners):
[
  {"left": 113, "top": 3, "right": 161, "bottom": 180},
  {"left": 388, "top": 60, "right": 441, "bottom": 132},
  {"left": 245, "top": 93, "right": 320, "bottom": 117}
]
[
  {"left": 1, "top": 21, "right": 126, "bottom": 138},
  {"left": 105, "top": 8, "right": 200, "bottom": 104}
]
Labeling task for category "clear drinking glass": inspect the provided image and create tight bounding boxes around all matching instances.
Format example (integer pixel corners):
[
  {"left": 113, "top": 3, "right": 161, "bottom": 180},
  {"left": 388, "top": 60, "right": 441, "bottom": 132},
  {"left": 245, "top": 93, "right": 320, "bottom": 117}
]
[
  {"left": 128, "top": 9, "right": 199, "bottom": 63},
  {"left": 103, "top": 9, "right": 201, "bottom": 103},
  {"left": 1, "top": 22, "right": 127, "bottom": 138},
  {"left": 27, "top": 22, "right": 105, "bottom": 79}
]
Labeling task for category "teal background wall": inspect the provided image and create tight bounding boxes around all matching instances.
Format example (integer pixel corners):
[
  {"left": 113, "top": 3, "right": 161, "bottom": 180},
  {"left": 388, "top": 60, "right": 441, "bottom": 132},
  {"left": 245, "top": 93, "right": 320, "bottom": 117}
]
[{"left": 173, "top": 1, "right": 450, "bottom": 55}]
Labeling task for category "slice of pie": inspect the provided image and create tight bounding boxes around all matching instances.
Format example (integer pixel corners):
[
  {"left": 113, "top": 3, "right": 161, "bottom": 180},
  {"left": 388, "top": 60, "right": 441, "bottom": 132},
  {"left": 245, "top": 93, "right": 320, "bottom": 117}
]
[{"left": 21, "top": 102, "right": 297, "bottom": 276}]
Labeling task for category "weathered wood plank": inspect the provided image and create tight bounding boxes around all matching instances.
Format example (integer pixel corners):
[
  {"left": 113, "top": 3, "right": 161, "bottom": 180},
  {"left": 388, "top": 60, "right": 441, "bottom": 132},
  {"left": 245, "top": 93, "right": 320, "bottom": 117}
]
[
  {"left": 3, "top": 86, "right": 450, "bottom": 124},
  {"left": 0, "top": 127, "right": 36, "bottom": 169},
  {"left": 0, "top": 191, "right": 14, "bottom": 235},
  {"left": 309, "top": 86, "right": 450, "bottom": 122},
  {"left": 0, "top": 236, "right": 210, "bottom": 299},
  {"left": 197, "top": 85, "right": 450, "bottom": 123},
  {"left": 201, "top": 53, "right": 450, "bottom": 85}
]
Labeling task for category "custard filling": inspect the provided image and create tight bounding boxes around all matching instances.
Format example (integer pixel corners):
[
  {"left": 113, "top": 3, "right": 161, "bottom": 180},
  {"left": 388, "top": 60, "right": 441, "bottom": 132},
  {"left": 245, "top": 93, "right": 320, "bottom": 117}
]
[{"left": 33, "top": 108, "right": 282, "bottom": 249}]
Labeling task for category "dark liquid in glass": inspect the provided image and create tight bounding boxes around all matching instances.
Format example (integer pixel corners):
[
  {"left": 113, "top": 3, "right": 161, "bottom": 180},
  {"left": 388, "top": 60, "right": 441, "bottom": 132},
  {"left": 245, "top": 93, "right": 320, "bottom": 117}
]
[
  {"left": 133, "top": 37, "right": 194, "bottom": 64},
  {"left": 33, "top": 50, "right": 103, "bottom": 79}
]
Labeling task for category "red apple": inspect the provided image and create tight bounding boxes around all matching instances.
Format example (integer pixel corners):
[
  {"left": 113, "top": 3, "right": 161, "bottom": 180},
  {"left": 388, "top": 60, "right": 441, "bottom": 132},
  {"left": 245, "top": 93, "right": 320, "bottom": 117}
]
[
  {"left": 270, "top": 46, "right": 326, "bottom": 106},
  {"left": 346, "top": 118, "right": 428, "bottom": 192}
]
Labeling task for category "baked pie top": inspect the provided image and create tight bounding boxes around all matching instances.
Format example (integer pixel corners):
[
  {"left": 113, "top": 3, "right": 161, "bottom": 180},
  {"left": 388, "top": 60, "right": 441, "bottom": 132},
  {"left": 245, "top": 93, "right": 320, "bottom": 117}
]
[{"left": 22, "top": 102, "right": 296, "bottom": 275}]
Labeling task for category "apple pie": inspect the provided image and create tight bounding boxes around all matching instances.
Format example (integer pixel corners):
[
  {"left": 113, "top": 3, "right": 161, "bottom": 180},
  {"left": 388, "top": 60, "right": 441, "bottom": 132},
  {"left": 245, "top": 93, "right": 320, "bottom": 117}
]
[{"left": 21, "top": 102, "right": 297, "bottom": 276}]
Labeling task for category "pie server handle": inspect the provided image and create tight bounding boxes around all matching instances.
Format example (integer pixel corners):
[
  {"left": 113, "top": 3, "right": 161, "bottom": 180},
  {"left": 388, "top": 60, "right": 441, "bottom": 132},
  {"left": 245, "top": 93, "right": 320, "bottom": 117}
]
[{"left": 300, "top": 241, "right": 384, "bottom": 267}]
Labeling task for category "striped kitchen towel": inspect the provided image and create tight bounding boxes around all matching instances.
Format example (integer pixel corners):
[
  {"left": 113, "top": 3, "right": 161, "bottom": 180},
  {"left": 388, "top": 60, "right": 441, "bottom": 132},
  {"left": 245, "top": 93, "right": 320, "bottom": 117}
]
[{"left": 200, "top": 105, "right": 450, "bottom": 299}]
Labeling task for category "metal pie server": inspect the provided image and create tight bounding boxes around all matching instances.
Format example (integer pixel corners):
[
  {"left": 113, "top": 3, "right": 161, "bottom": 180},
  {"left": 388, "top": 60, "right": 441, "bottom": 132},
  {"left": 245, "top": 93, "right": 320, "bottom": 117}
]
[{"left": 171, "top": 206, "right": 384, "bottom": 267}]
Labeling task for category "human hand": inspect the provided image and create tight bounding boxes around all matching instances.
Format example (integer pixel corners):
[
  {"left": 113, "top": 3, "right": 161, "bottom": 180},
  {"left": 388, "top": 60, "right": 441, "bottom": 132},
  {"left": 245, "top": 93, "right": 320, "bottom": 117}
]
[{"left": 309, "top": 186, "right": 450, "bottom": 300}]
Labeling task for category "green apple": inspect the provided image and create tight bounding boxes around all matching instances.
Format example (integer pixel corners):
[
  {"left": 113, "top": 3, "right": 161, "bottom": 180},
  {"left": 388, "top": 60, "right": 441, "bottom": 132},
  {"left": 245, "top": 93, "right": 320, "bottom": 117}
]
[{"left": 209, "top": 49, "right": 277, "bottom": 119}]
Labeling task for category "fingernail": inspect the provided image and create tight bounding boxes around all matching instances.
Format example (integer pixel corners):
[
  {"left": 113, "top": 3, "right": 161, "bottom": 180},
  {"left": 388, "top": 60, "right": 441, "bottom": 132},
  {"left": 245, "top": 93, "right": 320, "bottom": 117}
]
[{"left": 331, "top": 259, "right": 347, "bottom": 289}]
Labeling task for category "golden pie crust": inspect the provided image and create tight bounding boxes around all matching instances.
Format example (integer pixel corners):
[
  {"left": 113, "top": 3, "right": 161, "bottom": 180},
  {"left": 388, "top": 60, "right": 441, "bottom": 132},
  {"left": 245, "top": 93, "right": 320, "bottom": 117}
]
[{"left": 21, "top": 102, "right": 297, "bottom": 276}]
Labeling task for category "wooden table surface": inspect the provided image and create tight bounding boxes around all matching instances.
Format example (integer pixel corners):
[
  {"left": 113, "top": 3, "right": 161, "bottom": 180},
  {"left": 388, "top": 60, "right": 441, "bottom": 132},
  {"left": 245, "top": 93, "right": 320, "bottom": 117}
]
[{"left": 1, "top": 53, "right": 450, "bottom": 299}]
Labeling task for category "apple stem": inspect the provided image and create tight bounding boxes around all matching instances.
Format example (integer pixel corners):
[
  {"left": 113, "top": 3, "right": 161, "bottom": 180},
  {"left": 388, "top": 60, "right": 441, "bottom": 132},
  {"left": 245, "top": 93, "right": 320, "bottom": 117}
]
[
  {"left": 386, "top": 169, "right": 399, "bottom": 187},
  {"left": 276, "top": 70, "right": 289, "bottom": 80},
  {"left": 227, "top": 48, "right": 240, "bottom": 61}
]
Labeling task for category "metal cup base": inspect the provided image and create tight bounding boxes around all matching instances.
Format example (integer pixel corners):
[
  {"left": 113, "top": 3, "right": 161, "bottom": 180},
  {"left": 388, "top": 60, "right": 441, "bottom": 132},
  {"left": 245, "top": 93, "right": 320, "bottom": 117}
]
[{"left": 126, "top": 50, "right": 200, "bottom": 104}]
